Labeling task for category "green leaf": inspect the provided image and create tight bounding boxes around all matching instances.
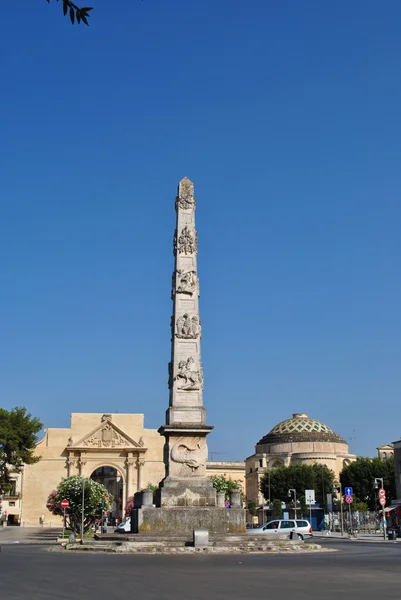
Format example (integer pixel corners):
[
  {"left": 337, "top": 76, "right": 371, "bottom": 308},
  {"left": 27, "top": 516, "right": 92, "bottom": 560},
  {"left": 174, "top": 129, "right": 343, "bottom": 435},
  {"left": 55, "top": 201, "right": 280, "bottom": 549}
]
[
  {"left": 76, "top": 11, "right": 81, "bottom": 24},
  {"left": 70, "top": 6, "right": 75, "bottom": 24},
  {"left": 81, "top": 7, "right": 94, "bottom": 12},
  {"left": 63, "top": 1, "right": 68, "bottom": 17},
  {"left": 81, "top": 14, "right": 89, "bottom": 25}
]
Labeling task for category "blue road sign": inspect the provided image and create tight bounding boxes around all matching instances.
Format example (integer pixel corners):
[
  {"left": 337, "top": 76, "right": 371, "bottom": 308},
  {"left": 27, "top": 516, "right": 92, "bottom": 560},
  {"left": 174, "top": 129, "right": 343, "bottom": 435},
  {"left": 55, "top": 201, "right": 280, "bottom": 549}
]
[{"left": 345, "top": 487, "right": 353, "bottom": 496}]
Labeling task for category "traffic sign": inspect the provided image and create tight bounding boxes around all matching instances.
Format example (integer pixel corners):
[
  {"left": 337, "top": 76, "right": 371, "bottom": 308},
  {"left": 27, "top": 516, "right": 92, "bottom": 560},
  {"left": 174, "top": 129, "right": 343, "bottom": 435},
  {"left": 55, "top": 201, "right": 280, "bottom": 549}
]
[
  {"left": 61, "top": 499, "right": 69, "bottom": 509},
  {"left": 379, "top": 497, "right": 386, "bottom": 506},
  {"left": 345, "top": 495, "right": 353, "bottom": 504},
  {"left": 378, "top": 488, "right": 385, "bottom": 497},
  {"left": 305, "top": 489, "right": 315, "bottom": 504},
  {"left": 345, "top": 487, "right": 353, "bottom": 496}
]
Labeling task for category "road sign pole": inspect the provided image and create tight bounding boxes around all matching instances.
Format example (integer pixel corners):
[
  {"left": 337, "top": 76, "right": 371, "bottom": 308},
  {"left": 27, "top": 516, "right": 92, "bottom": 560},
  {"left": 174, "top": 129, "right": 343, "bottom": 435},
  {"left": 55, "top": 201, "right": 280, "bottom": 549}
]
[
  {"left": 81, "top": 477, "right": 85, "bottom": 545},
  {"left": 339, "top": 484, "right": 344, "bottom": 538},
  {"left": 63, "top": 508, "right": 65, "bottom": 540},
  {"left": 374, "top": 478, "right": 386, "bottom": 540},
  {"left": 348, "top": 500, "right": 352, "bottom": 533},
  {"left": 380, "top": 495, "right": 386, "bottom": 541}
]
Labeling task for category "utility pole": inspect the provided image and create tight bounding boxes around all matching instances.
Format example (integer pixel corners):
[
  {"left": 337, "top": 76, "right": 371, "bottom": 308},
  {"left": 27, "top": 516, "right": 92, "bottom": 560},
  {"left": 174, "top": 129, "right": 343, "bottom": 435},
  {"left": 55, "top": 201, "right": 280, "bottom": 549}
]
[
  {"left": 333, "top": 482, "right": 344, "bottom": 537},
  {"left": 374, "top": 477, "right": 386, "bottom": 541},
  {"left": 80, "top": 477, "right": 85, "bottom": 545},
  {"left": 288, "top": 489, "right": 297, "bottom": 520}
]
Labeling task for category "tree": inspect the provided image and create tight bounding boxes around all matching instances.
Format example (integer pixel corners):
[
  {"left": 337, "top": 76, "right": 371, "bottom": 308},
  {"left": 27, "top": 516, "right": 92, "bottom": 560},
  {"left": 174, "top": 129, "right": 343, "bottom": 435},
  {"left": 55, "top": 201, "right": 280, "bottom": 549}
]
[
  {"left": 260, "top": 463, "right": 335, "bottom": 509},
  {"left": 340, "top": 457, "right": 395, "bottom": 510},
  {"left": 272, "top": 498, "right": 283, "bottom": 519},
  {"left": 0, "top": 407, "right": 43, "bottom": 496},
  {"left": 46, "top": 1, "right": 93, "bottom": 25},
  {"left": 210, "top": 475, "right": 243, "bottom": 500},
  {"left": 247, "top": 500, "right": 258, "bottom": 517},
  {"left": 47, "top": 475, "right": 112, "bottom": 534},
  {"left": 46, "top": 489, "right": 63, "bottom": 517}
]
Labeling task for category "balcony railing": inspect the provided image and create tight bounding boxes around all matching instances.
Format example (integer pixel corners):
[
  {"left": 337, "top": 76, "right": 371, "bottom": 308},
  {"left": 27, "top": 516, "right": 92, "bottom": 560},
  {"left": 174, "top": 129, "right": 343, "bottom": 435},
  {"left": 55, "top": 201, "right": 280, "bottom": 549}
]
[{"left": 3, "top": 492, "right": 20, "bottom": 499}]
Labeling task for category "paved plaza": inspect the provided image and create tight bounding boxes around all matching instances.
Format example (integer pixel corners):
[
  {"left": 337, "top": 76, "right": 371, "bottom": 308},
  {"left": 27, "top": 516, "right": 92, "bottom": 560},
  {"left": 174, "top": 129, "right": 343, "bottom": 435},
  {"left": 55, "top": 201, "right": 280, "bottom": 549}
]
[{"left": 0, "top": 528, "right": 400, "bottom": 600}]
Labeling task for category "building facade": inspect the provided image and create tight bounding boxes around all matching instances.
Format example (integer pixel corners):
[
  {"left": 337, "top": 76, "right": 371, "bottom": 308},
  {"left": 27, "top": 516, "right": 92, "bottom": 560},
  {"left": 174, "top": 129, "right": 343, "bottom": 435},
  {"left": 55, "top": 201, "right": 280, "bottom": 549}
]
[
  {"left": 245, "top": 413, "right": 356, "bottom": 507},
  {"left": 393, "top": 438, "right": 401, "bottom": 503},
  {"left": 0, "top": 469, "right": 23, "bottom": 526},
  {"left": 377, "top": 444, "right": 394, "bottom": 460}
]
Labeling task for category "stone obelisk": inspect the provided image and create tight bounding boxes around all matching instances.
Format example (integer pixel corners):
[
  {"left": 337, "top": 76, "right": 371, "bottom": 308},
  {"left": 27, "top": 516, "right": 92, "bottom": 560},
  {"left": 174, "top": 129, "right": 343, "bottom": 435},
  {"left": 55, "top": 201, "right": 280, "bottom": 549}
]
[
  {"left": 158, "top": 177, "right": 216, "bottom": 506},
  {"left": 132, "top": 179, "right": 245, "bottom": 534}
]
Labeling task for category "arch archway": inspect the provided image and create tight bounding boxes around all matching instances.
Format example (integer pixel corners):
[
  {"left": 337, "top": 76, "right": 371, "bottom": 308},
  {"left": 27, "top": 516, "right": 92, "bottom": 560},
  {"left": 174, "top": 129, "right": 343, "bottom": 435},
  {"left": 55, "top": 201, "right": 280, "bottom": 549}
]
[{"left": 91, "top": 466, "right": 124, "bottom": 523}]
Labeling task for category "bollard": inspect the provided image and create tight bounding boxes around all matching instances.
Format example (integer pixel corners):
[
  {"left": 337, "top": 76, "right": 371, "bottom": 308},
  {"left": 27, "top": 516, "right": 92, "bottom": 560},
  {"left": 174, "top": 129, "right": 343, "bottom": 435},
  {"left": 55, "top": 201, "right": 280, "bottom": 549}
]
[
  {"left": 216, "top": 492, "right": 225, "bottom": 507},
  {"left": 193, "top": 528, "right": 209, "bottom": 548},
  {"left": 141, "top": 489, "right": 154, "bottom": 507},
  {"left": 230, "top": 491, "right": 241, "bottom": 507}
]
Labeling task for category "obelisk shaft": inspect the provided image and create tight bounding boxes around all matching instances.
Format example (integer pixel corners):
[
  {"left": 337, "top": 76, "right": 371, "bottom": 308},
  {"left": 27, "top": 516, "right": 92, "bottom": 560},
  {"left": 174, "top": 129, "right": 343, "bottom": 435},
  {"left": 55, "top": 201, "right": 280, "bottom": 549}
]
[{"left": 167, "top": 177, "right": 205, "bottom": 426}]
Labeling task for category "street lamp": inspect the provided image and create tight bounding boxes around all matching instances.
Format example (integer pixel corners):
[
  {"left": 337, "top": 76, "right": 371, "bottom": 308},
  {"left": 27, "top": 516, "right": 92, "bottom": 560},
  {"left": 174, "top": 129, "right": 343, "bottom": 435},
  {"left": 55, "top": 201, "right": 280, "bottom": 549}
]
[
  {"left": 288, "top": 489, "right": 297, "bottom": 520},
  {"left": 374, "top": 477, "right": 386, "bottom": 541},
  {"left": 333, "top": 483, "right": 344, "bottom": 537},
  {"left": 80, "top": 476, "right": 85, "bottom": 545}
]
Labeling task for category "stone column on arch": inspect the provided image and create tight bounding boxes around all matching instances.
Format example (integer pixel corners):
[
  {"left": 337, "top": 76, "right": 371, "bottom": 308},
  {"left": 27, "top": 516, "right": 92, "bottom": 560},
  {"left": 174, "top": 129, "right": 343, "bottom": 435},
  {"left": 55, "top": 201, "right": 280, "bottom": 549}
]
[
  {"left": 78, "top": 453, "right": 87, "bottom": 476},
  {"left": 67, "top": 453, "right": 78, "bottom": 477},
  {"left": 125, "top": 454, "right": 136, "bottom": 499},
  {"left": 122, "top": 480, "right": 127, "bottom": 518},
  {"left": 136, "top": 457, "right": 145, "bottom": 492}
]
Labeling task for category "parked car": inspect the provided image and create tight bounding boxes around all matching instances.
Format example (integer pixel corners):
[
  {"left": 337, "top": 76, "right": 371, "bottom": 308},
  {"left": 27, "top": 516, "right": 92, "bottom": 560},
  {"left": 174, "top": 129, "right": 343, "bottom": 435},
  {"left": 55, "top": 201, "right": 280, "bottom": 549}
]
[
  {"left": 246, "top": 519, "right": 313, "bottom": 540},
  {"left": 115, "top": 517, "right": 131, "bottom": 533}
]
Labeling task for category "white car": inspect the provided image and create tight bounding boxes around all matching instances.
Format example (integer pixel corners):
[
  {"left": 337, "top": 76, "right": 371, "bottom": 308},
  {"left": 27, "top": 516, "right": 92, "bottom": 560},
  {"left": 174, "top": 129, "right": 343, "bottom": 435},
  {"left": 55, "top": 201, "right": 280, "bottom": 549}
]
[
  {"left": 115, "top": 518, "right": 131, "bottom": 533},
  {"left": 246, "top": 519, "right": 313, "bottom": 540}
]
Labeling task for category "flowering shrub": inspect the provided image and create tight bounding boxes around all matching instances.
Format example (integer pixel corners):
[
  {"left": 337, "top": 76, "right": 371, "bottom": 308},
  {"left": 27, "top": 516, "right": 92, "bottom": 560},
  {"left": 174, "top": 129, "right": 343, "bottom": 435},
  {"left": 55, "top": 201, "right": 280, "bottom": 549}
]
[
  {"left": 47, "top": 475, "right": 112, "bottom": 534},
  {"left": 124, "top": 496, "right": 134, "bottom": 518}
]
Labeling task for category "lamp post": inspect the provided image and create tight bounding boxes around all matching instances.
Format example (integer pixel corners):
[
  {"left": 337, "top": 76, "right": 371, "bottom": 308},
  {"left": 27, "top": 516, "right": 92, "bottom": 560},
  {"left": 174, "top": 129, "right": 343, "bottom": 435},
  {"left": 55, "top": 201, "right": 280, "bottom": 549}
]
[
  {"left": 374, "top": 477, "right": 386, "bottom": 541},
  {"left": 80, "top": 477, "right": 85, "bottom": 545},
  {"left": 261, "top": 469, "right": 271, "bottom": 527},
  {"left": 288, "top": 489, "right": 297, "bottom": 520},
  {"left": 333, "top": 483, "right": 344, "bottom": 537}
]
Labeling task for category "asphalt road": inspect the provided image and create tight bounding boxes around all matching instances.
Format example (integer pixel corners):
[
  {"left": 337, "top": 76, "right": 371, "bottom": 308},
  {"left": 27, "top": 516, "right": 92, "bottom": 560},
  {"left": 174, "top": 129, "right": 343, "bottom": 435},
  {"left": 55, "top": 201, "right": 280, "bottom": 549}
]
[{"left": 0, "top": 532, "right": 400, "bottom": 600}]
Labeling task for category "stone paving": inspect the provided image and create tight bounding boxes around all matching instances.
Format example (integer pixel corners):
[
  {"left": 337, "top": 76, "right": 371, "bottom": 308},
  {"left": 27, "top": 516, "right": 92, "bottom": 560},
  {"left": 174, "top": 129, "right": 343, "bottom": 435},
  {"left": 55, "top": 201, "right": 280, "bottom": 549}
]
[{"left": 0, "top": 526, "right": 62, "bottom": 545}]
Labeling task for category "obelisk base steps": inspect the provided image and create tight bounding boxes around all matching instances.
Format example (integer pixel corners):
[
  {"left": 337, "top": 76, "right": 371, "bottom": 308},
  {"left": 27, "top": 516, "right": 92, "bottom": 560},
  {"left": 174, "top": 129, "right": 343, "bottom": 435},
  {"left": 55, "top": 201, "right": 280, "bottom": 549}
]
[{"left": 131, "top": 506, "right": 246, "bottom": 536}]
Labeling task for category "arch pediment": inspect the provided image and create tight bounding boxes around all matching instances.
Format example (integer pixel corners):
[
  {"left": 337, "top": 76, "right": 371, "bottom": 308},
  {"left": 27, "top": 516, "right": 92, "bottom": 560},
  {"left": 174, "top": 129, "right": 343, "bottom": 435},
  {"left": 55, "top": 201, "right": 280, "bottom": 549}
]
[{"left": 68, "top": 419, "right": 146, "bottom": 452}]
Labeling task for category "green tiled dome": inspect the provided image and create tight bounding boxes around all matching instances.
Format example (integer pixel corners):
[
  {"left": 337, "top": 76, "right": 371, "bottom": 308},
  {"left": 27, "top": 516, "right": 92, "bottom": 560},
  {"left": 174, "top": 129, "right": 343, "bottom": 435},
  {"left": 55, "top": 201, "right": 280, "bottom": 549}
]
[
  {"left": 269, "top": 413, "right": 333, "bottom": 436},
  {"left": 258, "top": 413, "right": 346, "bottom": 445}
]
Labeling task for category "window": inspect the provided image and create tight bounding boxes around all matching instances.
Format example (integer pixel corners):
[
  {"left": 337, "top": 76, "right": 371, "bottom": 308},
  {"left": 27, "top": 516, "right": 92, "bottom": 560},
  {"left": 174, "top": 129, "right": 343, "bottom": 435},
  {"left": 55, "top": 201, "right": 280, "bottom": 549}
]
[
  {"left": 5, "top": 481, "right": 17, "bottom": 496},
  {"left": 264, "top": 521, "right": 279, "bottom": 530},
  {"left": 9, "top": 502, "right": 15, "bottom": 507},
  {"left": 296, "top": 521, "right": 308, "bottom": 527},
  {"left": 259, "top": 459, "right": 263, "bottom": 468},
  {"left": 280, "top": 521, "right": 295, "bottom": 529}
]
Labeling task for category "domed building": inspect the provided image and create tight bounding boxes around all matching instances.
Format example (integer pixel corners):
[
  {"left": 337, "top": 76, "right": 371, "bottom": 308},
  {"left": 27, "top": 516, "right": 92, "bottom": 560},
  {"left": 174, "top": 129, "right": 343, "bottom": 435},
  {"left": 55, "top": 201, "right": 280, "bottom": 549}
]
[{"left": 245, "top": 413, "right": 356, "bottom": 507}]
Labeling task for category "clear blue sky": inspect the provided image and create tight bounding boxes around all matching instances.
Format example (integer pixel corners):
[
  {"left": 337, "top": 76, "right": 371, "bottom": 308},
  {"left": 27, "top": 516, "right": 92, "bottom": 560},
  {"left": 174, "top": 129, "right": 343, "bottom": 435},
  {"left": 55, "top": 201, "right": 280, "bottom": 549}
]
[{"left": 1, "top": 1, "right": 400, "bottom": 460}]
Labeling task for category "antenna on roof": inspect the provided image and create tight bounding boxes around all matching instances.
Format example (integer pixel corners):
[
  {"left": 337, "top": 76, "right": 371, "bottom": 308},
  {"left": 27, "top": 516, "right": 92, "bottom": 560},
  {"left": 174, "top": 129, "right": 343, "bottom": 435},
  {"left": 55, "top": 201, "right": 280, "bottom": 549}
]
[{"left": 209, "top": 452, "right": 228, "bottom": 461}]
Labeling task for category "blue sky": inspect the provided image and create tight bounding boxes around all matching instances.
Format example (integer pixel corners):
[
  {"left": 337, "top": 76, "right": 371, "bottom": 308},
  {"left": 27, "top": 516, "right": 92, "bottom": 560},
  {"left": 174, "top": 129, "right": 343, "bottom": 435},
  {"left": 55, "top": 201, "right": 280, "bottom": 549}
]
[{"left": 1, "top": 1, "right": 400, "bottom": 460}]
